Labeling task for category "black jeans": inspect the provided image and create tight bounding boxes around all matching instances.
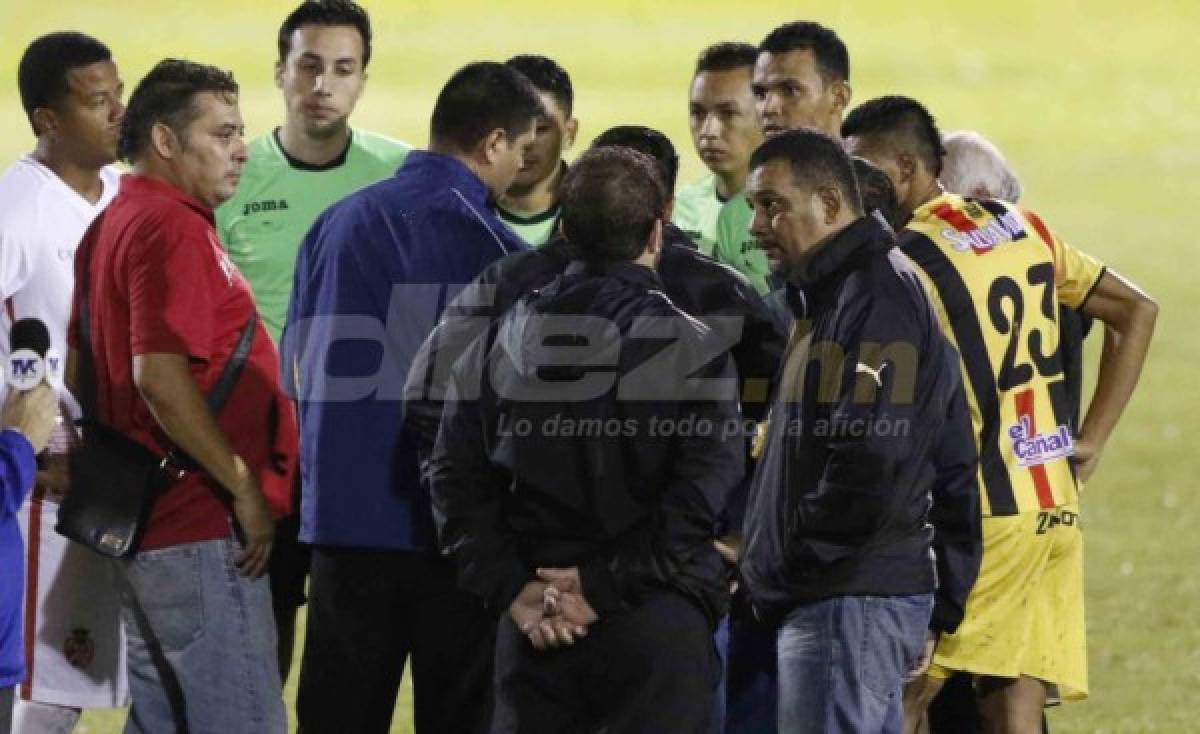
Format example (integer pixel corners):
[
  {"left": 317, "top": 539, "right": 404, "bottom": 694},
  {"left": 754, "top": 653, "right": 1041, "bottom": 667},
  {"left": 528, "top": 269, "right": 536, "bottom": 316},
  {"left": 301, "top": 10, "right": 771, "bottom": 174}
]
[
  {"left": 296, "top": 546, "right": 494, "bottom": 734},
  {"left": 492, "top": 591, "right": 720, "bottom": 734},
  {"left": 0, "top": 686, "right": 12, "bottom": 734}
]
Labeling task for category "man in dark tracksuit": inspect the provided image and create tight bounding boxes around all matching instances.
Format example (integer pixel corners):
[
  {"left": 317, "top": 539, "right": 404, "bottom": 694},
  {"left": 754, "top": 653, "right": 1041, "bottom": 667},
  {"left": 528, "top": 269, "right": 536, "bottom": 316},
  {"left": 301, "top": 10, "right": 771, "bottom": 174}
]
[
  {"left": 739, "top": 130, "right": 982, "bottom": 733},
  {"left": 429, "top": 147, "right": 744, "bottom": 734}
]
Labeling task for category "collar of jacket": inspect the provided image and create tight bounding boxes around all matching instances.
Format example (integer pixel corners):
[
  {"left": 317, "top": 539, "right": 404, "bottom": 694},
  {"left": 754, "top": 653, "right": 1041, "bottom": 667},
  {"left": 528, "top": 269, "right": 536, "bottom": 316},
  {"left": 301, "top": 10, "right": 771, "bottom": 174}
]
[
  {"left": 398, "top": 150, "right": 492, "bottom": 208},
  {"left": 786, "top": 214, "right": 894, "bottom": 319},
  {"left": 563, "top": 259, "right": 664, "bottom": 289}
]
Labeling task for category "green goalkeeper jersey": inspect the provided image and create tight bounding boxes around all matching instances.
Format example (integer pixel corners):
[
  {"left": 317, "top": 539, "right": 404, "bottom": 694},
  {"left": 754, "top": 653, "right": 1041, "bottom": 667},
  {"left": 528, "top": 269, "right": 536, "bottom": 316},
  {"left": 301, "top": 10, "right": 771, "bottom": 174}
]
[
  {"left": 496, "top": 204, "right": 560, "bottom": 247},
  {"left": 672, "top": 174, "right": 723, "bottom": 257},
  {"left": 714, "top": 192, "right": 771, "bottom": 295},
  {"left": 496, "top": 160, "right": 567, "bottom": 247},
  {"left": 216, "top": 128, "right": 411, "bottom": 341}
]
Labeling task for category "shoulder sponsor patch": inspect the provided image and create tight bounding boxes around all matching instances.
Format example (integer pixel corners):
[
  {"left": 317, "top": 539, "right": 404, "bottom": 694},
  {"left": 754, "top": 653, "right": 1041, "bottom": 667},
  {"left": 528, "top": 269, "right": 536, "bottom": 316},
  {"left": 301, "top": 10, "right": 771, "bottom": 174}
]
[{"left": 940, "top": 209, "right": 1028, "bottom": 254}]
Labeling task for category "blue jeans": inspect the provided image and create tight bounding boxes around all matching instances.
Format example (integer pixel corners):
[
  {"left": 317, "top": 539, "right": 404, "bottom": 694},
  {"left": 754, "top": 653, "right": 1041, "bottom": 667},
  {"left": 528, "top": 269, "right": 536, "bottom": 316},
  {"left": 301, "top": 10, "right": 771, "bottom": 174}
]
[
  {"left": 115, "top": 535, "right": 285, "bottom": 734},
  {"left": 777, "top": 594, "right": 933, "bottom": 734}
]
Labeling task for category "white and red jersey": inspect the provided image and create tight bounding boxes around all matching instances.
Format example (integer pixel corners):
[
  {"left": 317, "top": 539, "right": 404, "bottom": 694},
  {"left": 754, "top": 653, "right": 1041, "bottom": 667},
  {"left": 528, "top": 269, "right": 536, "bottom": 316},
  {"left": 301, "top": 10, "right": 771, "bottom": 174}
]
[
  {"left": 0, "top": 155, "right": 120, "bottom": 406},
  {"left": 0, "top": 154, "right": 128, "bottom": 708}
]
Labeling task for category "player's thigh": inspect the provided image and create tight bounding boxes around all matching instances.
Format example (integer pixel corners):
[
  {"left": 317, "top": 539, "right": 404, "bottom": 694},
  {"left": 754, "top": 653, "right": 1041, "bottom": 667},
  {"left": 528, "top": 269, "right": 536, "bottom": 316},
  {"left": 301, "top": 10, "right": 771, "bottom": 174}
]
[
  {"left": 904, "top": 672, "right": 946, "bottom": 722},
  {"left": 1025, "top": 504, "right": 1088, "bottom": 700},
  {"left": 977, "top": 675, "right": 1047, "bottom": 733}
]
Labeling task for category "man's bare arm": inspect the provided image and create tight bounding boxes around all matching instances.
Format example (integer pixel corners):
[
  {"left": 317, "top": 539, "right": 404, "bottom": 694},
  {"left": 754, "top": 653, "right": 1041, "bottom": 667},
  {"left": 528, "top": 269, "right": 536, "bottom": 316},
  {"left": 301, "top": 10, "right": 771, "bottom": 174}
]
[
  {"left": 1075, "top": 269, "right": 1158, "bottom": 480},
  {"left": 133, "top": 352, "right": 273, "bottom": 576}
]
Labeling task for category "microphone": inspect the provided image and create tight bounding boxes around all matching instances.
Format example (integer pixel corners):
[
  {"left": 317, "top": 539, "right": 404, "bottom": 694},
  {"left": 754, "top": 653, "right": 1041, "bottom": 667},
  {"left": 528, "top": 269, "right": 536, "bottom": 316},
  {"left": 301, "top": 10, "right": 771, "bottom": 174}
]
[
  {"left": 8, "top": 318, "right": 70, "bottom": 470},
  {"left": 8, "top": 317, "right": 55, "bottom": 390}
]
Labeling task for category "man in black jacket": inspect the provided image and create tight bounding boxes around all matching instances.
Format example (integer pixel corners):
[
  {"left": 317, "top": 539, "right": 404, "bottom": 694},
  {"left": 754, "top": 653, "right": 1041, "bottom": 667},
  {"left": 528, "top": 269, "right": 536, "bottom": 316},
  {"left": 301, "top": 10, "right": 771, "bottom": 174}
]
[
  {"left": 739, "top": 129, "right": 981, "bottom": 733},
  {"left": 404, "top": 126, "right": 783, "bottom": 450},
  {"left": 428, "top": 147, "right": 743, "bottom": 734},
  {"left": 405, "top": 127, "right": 782, "bottom": 734}
]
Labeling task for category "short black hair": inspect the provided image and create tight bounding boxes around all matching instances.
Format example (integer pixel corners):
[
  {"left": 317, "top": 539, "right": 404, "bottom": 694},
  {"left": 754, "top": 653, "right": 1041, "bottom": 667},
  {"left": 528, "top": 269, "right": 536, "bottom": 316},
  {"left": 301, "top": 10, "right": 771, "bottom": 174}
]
[
  {"left": 278, "top": 0, "right": 373, "bottom": 68},
  {"left": 429, "top": 62, "right": 544, "bottom": 154},
  {"left": 759, "top": 21, "right": 849, "bottom": 83},
  {"left": 505, "top": 54, "right": 573, "bottom": 117},
  {"left": 18, "top": 32, "right": 113, "bottom": 135},
  {"left": 560, "top": 147, "right": 667, "bottom": 264},
  {"left": 694, "top": 41, "right": 758, "bottom": 75},
  {"left": 590, "top": 126, "right": 679, "bottom": 193},
  {"left": 841, "top": 95, "right": 946, "bottom": 177},
  {"left": 749, "top": 128, "right": 862, "bottom": 217},
  {"left": 852, "top": 157, "right": 901, "bottom": 229},
  {"left": 119, "top": 59, "right": 239, "bottom": 163}
]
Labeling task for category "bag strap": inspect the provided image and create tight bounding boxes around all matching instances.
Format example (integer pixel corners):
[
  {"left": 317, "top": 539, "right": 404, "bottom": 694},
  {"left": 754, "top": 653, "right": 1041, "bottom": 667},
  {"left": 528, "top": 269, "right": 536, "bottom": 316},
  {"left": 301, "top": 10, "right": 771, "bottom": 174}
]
[
  {"left": 75, "top": 235, "right": 100, "bottom": 423},
  {"left": 206, "top": 314, "right": 256, "bottom": 413}
]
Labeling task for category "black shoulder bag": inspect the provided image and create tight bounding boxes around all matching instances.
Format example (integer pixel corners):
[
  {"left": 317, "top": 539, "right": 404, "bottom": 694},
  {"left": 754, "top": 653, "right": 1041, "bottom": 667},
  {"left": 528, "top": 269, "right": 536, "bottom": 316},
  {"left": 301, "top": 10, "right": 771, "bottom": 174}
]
[{"left": 56, "top": 237, "right": 257, "bottom": 558}]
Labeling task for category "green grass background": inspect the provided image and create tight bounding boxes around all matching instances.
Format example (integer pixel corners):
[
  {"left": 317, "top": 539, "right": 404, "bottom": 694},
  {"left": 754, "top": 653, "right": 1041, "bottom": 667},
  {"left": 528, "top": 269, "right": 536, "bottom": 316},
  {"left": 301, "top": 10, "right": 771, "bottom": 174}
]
[{"left": 2, "top": 0, "right": 1197, "bottom": 731}]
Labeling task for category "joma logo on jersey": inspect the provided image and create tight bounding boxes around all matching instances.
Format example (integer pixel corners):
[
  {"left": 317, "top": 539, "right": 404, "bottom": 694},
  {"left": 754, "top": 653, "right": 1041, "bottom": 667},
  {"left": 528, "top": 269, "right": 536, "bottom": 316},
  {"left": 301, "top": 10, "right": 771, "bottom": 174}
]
[
  {"left": 942, "top": 211, "right": 1027, "bottom": 253},
  {"left": 243, "top": 199, "right": 290, "bottom": 216},
  {"left": 1008, "top": 415, "right": 1074, "bottom": 467}
]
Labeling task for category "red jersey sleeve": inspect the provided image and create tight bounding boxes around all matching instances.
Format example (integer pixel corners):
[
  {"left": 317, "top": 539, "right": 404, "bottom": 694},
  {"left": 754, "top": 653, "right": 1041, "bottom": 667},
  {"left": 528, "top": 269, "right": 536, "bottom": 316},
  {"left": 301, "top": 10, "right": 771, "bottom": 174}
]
[{"left": 127, "top": 212, "right": 218, "bottom": 361}]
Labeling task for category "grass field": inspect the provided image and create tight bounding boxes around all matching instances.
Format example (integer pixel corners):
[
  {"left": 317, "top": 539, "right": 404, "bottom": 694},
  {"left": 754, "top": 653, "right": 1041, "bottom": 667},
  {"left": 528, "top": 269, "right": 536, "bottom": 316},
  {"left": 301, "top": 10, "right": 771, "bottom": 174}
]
[{"left": 3, "top": 0, "right": 1197, "bottom": 731}]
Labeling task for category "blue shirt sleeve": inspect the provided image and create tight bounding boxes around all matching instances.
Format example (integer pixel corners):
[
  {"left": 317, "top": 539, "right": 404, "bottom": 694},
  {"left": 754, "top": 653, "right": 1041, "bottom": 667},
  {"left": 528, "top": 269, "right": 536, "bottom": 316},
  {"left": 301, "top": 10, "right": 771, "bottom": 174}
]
[{"left": 0, "top": 429, "right": 36, "bottom": 518}]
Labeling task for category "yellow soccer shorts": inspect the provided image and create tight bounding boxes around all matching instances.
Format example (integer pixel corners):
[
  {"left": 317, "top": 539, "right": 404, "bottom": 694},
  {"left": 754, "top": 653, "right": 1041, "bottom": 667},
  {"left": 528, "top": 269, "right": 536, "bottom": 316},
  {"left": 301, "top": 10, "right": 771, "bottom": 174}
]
[{"left": 929, "top": 503, "right": 1088, "bottom": 701}]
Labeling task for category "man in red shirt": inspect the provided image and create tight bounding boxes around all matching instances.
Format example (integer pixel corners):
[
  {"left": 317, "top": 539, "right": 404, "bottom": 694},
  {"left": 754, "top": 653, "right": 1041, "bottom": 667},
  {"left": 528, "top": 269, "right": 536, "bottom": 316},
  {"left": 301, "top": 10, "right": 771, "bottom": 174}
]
[{"left": 67, "top": 59, "right": 296, "bottom": 733}]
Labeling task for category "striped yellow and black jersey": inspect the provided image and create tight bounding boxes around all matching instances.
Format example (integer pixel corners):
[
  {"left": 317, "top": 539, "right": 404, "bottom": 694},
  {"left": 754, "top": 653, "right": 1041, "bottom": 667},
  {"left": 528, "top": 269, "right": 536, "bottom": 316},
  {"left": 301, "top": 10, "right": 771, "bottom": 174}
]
[{"left": 901, "top": 193, "right": 1105, "bottom": 517}]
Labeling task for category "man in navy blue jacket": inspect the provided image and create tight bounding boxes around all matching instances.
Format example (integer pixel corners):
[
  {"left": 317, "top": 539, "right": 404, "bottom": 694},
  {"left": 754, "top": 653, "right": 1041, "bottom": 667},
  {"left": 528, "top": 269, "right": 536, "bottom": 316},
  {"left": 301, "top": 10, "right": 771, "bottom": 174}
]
[
  {"left": 282, "top": 61, "right": 541, "bottom": 734},
  {"left": 1, "top": 383, "right": 57, "bottom": 734}
]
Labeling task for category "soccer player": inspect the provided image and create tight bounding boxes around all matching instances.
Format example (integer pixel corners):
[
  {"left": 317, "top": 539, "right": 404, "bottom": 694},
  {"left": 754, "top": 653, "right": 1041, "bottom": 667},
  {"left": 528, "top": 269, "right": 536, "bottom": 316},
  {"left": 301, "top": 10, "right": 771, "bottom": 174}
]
[
  {"left": 496, "top": 54, "right": 577, "bottom": 247},
  {"left": 713, "top": 21, "right": 854, "bottom": 294},
  {"left": 752, "top": 21, "right": 851, "bottom": 139},
  {"left": 843, "top": 96, "right": 1158, "bottom": 733},
  {"left": 931, "top": 130, "right": 1087, "bottom": 734},
  {"left": 675, "top": 42, "right": 761, "bottom": 257},
  {"left": 214, "top": 0, "right": 409, "bottom": 683},
  {"left": 217, "top": 0, "right": 410, "bottom": 343},
  {"left": 939, "top": 130, "right": 1092, "bottom": 439},
  {"left": 1, "top": 32, "right": 128, "bottom": 733}
]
